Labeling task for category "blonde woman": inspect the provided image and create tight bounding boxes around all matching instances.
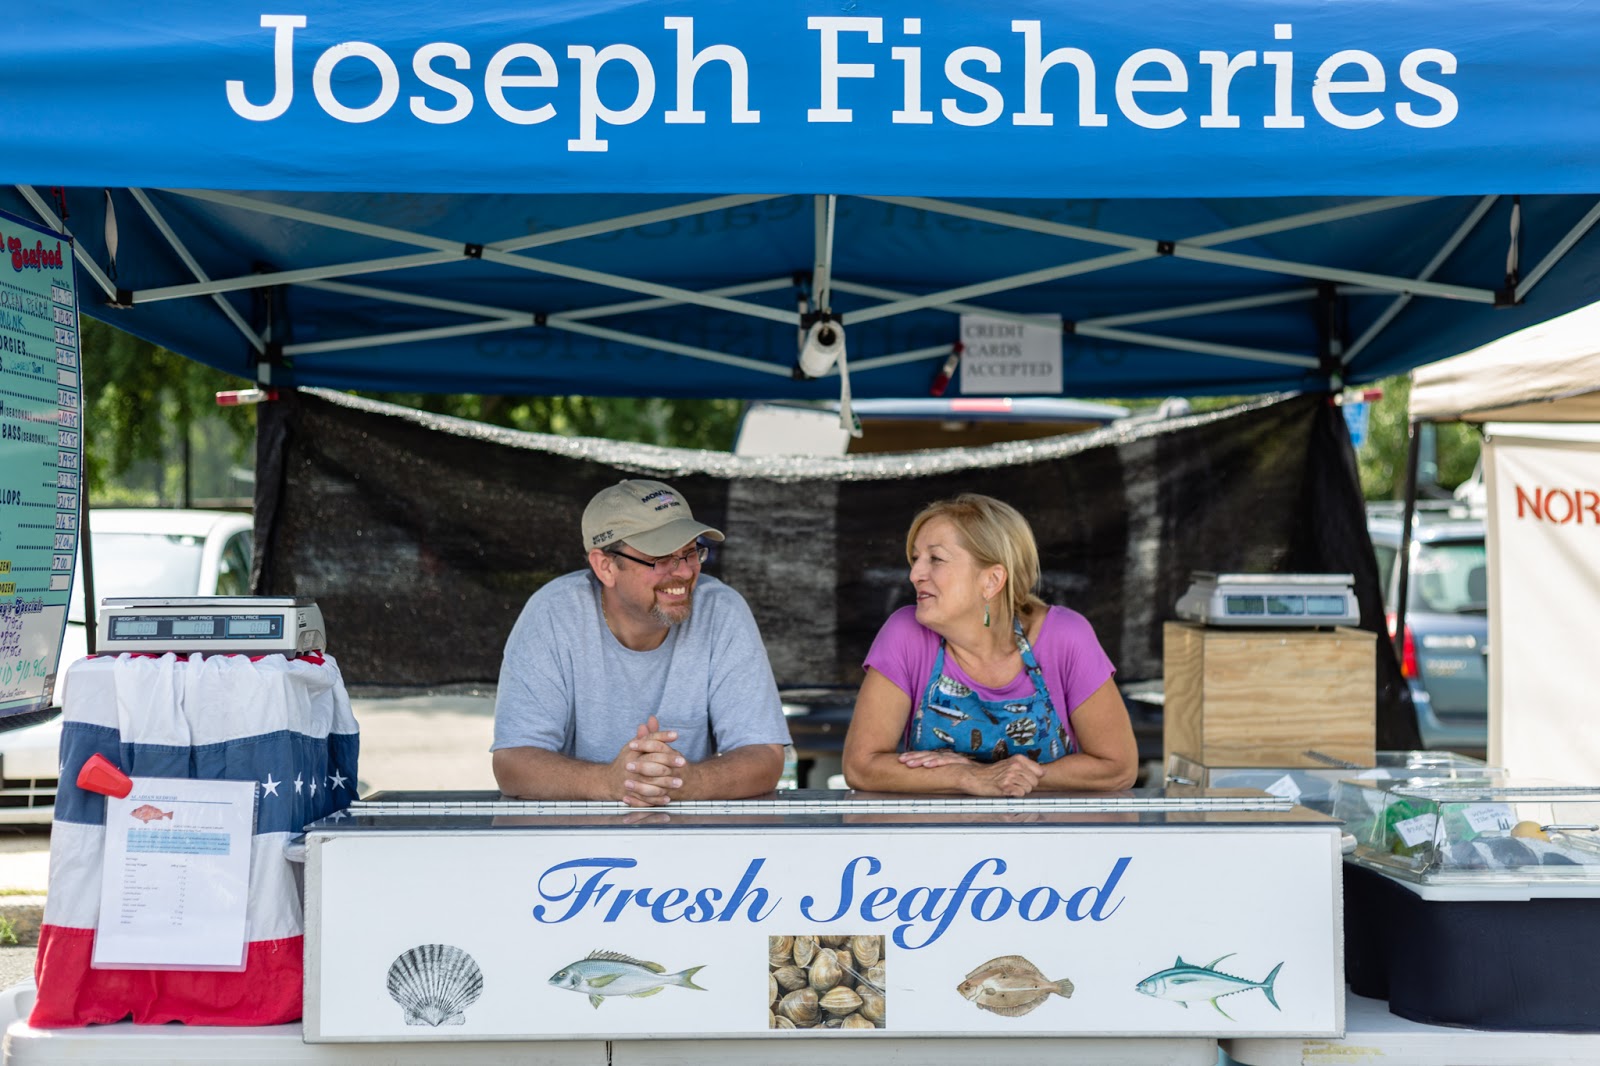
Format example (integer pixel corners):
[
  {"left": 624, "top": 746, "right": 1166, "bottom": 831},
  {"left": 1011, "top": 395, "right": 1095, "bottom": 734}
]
[{"left": 843, "top": 494, "right": 1138, "bottom": 796}]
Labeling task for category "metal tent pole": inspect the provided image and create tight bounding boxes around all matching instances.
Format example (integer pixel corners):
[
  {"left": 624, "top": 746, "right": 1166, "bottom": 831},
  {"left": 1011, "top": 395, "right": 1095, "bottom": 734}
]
[{"left": 1392, "top": 420, "right": 1424, "bottom": 661}]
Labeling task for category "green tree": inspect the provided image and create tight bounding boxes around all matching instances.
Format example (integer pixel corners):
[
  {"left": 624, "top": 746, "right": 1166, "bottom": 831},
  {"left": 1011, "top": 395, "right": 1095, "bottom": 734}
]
[
  {"left": 81, "top": 320, "right": 256, "bottom": 504},
  {"left": 1356, "top": 374, "right": 1481, "bottom": 500},
  {"left": 359, "top": 392, "right": 744, "bottom": 451},
  {"left": 81, "top": 319, "right": 746, "bottom": 506}
]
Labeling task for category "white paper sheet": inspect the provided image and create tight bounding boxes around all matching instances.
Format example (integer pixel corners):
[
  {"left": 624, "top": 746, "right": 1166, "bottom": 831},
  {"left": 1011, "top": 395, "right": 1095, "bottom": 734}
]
[{"left": 92, "top": 777, "right": 257, "bottom": 970}]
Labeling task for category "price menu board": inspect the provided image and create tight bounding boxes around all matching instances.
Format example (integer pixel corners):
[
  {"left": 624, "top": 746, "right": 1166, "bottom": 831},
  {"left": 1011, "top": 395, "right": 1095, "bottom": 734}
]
[{"left": 0, "top": 208, "right": 80, "bottom": 719}]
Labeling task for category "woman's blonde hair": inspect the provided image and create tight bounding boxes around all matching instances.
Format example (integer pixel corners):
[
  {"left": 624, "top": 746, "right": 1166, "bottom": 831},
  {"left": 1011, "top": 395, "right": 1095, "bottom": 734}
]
[{"left": 905, "top": 494, "right": 1046, "bottom": 624}]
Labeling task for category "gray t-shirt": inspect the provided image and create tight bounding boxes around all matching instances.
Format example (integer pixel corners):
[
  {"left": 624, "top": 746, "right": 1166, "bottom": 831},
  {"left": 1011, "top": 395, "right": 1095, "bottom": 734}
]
[{"left": 492, "top": 570, "right": 791, "bottom": 764}]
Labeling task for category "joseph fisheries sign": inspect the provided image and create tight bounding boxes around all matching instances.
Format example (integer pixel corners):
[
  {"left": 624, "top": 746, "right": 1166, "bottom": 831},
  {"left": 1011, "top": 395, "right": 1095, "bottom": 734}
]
[
  {"left": 11, "top": 1, "right": 1600, "bottom": 196},
  {"left": 306, "top": 823, "right": 1342, "bottom": 1041}
]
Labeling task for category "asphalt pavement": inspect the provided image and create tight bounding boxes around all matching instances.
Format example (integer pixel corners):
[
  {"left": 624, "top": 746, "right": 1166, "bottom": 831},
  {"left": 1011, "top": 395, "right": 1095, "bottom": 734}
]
[{"left": 0, "top": 692, "right": 498, "bottom": 987}]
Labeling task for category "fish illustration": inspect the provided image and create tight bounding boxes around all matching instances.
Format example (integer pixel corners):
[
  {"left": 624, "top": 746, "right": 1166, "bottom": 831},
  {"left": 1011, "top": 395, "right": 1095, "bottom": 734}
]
[
  {"left": 548, "top": 950, "right": 706, "bottom": 1009},
  {"left": 936, "top": 677, "right": 973, "bottom": 698},
  {"left": 957, "top": 955, "right": 1073, "bottom": 1017},
  {"left": 969, "top": 728, "right": 983, "bottom": 751},
  {"left": 992, "top": 738, "right": 1009, "bottom": 760},
  {"left": 1003, "top": 702, "right": 1032, "bottom": 715},
  {"left": 1135, "top": 954, "right": 1282, "bottom": 1020},
  {"left": 929, "top": 705, "right": 971, "bottom": 723},
  {"left": 129, "top": 804, "right": 174, "bottom": 823},
  {"left": 932, "top": 727, "right": 955, "bottom": 745}
]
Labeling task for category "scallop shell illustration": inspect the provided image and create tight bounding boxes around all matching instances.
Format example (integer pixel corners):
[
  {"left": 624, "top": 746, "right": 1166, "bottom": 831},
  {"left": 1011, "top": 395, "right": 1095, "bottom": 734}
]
[
  {"left": 937, "top": 677, "right": 973, "bottom": 698},
  {"left": 386, "top": 943, "right": 484, "bottom": 1026}
]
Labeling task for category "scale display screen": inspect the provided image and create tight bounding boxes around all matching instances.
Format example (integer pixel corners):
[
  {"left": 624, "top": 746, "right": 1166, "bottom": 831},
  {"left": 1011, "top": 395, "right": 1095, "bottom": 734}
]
[
  {"left": 96, "top": 597, "right": 324, "bottom": 656},
  {"left": 107, "top": 615, "right": 282, "bottom": 642}
]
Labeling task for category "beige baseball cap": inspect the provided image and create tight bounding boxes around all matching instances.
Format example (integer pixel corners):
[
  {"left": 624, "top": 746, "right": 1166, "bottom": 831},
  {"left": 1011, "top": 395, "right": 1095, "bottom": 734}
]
[{"left": 581, "top": 479, "right": 724, "bottom": 557}]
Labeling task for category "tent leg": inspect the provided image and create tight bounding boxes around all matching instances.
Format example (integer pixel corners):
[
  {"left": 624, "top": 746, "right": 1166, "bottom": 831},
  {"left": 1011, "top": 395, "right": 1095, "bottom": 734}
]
[
  {"left": 79, "top": 475, "right": 96, "bottom": 657},
  {"left": 1392, "top": 421, "right": 1423, "bottom": 661}
]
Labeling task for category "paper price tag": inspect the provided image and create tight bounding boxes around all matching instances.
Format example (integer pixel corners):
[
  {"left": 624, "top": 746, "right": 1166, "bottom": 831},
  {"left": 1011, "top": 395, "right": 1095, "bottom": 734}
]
[
  {"left": 1264, "top": 775, "right": 1303, "bottom": 804},
  {"left": 1463, "top": 803, "right": 1517, "bottom": 834},
  {"left": 1394, "top": 813, "right": 1439, "bottom": 849}
]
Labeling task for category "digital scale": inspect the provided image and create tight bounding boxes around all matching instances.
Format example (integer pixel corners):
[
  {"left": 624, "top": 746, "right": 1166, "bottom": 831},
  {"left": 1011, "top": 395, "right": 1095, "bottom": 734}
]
[
  {"left": 1174, "top": 572, "right": 1360, "bottom": 627},
  {"left": 96, "top": 597, "right": 326, "bottom": 656}
]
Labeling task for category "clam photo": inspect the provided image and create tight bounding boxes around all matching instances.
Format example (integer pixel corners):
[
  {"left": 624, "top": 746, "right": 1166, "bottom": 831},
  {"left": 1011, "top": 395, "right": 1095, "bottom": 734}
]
[{"left": 768, "top": 934, "right": 885, "bottom": 1030}]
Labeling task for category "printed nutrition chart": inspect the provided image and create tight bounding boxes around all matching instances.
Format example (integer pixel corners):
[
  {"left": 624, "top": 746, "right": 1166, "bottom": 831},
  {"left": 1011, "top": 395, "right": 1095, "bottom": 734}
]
[
  {"left": 94, "top": 777, "right": 258, "bottom": 970},
  {"left": 0, "top": 207, "right": 81, "bottom": 719}
]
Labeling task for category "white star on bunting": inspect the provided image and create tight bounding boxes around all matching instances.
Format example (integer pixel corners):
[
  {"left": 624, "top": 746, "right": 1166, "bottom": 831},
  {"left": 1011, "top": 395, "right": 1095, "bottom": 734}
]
[{"left": 263, "top": 774, "right": 281, "bottom": 797}]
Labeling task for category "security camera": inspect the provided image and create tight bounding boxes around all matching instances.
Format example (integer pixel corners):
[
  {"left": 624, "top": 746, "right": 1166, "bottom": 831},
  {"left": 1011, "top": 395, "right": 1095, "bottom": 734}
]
[{"left": 795, "top": 317, "right": 846, "bottom": 379}]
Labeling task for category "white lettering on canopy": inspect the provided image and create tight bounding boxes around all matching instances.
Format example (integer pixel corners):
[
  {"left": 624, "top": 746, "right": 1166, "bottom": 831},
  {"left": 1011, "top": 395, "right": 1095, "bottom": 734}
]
[{"left": 222, "top": 14, "right": 1461, "bottom": 150}]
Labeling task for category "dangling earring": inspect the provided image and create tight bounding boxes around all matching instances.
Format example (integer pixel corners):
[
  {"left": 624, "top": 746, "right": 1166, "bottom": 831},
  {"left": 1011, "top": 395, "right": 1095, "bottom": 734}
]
[{"left": 983, "top": 600, "right": 991, "bottom": 628}]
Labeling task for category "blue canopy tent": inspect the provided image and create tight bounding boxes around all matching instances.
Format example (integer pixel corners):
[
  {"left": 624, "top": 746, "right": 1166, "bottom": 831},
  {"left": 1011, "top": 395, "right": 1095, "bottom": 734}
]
[{"left": 3, "top": 0, "right": 1600, "bottom": 400}]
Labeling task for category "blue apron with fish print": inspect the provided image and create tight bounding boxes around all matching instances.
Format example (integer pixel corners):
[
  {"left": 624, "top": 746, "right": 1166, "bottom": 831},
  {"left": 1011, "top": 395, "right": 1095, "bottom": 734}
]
[{"left": 908, "top": 617, "right": 1078, "bottom": 763}]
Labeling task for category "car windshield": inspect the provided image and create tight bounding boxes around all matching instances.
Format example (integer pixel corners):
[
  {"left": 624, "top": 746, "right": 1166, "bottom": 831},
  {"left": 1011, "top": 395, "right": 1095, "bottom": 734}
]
[
  {"left": 1409, "top": 539, "right": 1488, "bottom": 614},
  {"left": 67, "top": 532, "right": 205, "bottom": 622}
]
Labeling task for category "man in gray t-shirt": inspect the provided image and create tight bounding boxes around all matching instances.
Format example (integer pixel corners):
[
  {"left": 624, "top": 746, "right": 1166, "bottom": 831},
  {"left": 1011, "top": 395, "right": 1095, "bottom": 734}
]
[{"left": 492, "top": 478, "right": 790, "bottom": 806}]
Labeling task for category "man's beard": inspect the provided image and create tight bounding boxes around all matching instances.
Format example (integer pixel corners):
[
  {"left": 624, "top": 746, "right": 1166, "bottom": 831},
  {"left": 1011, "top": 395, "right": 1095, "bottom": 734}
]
[{"left": 650, "top": 589, "right": 694, "bottom": 627}]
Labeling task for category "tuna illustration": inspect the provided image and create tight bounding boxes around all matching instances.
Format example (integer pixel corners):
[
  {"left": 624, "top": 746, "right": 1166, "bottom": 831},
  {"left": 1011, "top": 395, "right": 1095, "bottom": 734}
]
[
  {"left": 129, "top": 804, "right": 174, "bottom": 823},
  {"left": 1135, "top": 954, "right": 1282, "bottom": 1020},
  {"left": 549, "top": 950, "right": 706, "bottom": 1009}
]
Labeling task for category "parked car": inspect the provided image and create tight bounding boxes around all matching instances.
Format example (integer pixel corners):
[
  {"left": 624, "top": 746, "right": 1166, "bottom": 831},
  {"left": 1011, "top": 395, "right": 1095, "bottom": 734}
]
[
  {"left": 1367, "top": 506, "right": 1488, "bottom": 753},
  {"left": 0, "top": 509, "right": 254, "bottom": 824}
]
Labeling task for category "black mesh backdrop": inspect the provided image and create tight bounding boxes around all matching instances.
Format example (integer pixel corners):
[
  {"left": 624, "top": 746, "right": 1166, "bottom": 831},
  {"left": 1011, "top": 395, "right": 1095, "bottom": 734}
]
[{"left": 253, "top": 388, "right": 1417, "bottom": 745}]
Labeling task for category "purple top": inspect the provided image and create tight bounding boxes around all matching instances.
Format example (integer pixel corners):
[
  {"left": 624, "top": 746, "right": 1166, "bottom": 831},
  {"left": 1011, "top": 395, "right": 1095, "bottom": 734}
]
[{"left": 864, "top": 605, "right": 1116, "bottom": 747}]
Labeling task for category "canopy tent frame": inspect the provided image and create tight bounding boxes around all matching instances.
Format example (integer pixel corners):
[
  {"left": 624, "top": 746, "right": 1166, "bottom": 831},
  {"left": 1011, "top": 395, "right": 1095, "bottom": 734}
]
[{"left": 15, "top": 184, "right": 1595, "bottom": 396}]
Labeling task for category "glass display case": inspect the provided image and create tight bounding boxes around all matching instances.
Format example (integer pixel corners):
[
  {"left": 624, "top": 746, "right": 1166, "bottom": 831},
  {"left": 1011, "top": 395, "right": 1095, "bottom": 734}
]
[
  {"left": 1336, "top": 779, "right": 1600, "bottom": 887},
  {"left": 1165, "top": 750, "right": 1497, "bottom": 815}
]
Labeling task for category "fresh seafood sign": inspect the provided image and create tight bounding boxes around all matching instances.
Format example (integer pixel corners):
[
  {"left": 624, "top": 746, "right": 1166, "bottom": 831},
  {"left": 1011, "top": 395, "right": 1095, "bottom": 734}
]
[
  {"left": 769, "top": 935, "right": 885, "bottom": 1030},
  {"left": 532, "top": 853, "right": 1131, "bottom": 950},
  {"left": 957, "top": 955, "right": 1073, "bottom": 1017},
  {"left": 1135, "top": 954, "right": 1283, "bottom": 1020},
  {"left": 549, "top": 950, "right": 707, "bottom": 1008}
]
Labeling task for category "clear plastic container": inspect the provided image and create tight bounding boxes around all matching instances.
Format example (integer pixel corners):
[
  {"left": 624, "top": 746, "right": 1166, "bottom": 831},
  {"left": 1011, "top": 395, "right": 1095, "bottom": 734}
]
[
  {"left": 1335, "top": 778, "right": 1600, "bottom": 886},
  {"left": 1165, "top": 750, "right": 1497, "bottom": 815}
]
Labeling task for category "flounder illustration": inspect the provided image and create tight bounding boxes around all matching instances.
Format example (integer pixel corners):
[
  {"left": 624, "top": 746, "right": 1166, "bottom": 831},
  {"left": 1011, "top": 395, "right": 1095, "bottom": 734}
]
[
  {"left": 957, "top": 954, "right": 1074, "bottom": 1017},
  {"left": 549, "top": 950, "right": 706, "bottom": 1009}
]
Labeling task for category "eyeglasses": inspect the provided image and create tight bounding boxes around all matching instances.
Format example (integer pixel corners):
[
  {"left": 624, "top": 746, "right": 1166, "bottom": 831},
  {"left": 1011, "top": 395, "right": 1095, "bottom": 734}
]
[{"left": 606, "top": 543, "right": 709, "bottom": 572}]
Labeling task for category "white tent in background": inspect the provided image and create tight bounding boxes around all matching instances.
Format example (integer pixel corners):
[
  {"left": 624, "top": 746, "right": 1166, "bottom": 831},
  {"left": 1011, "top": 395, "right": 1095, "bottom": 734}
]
[
  {"left": 1412, "top": 301, "right": 1600, "bottom": 423},
  {"left": 1412, "top": 301, "right": 1600, "bottom": 782}
]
